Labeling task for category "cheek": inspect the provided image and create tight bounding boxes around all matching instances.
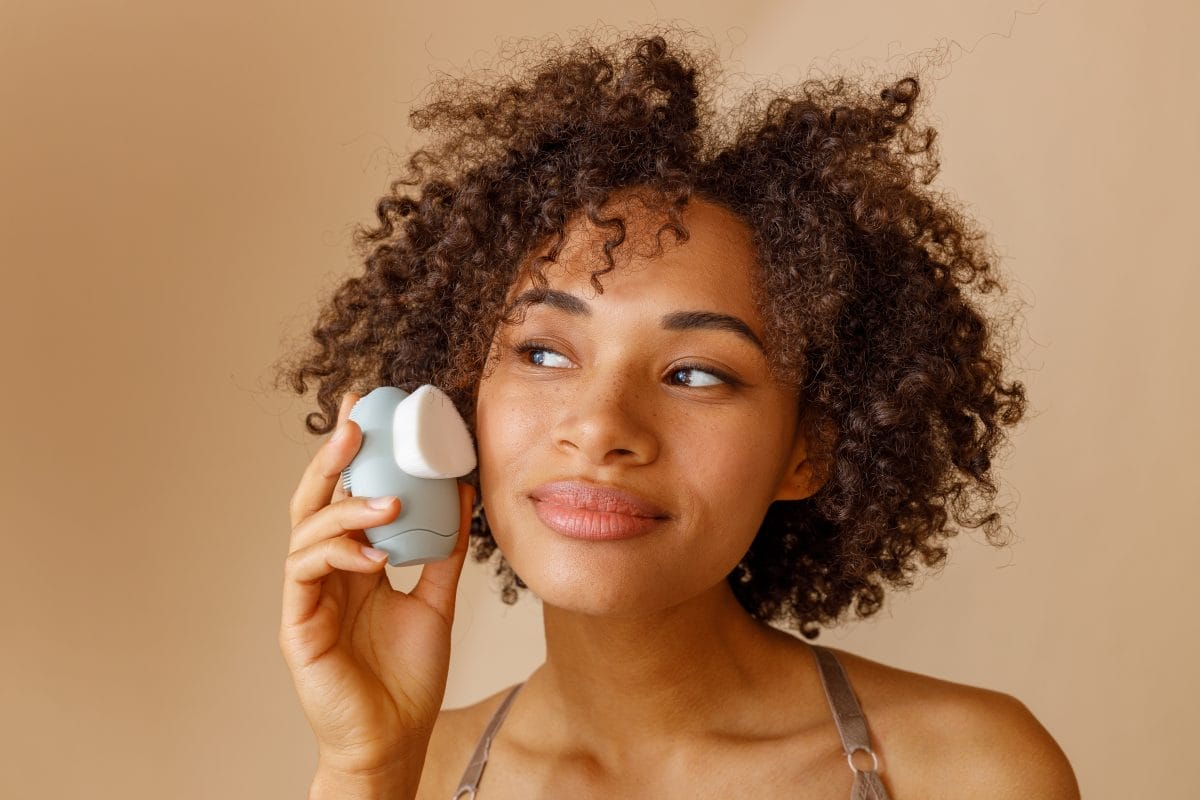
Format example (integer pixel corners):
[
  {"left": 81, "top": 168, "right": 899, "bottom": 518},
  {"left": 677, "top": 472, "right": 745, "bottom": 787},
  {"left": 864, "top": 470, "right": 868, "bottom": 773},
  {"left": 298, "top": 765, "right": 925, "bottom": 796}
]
[
  {"left": 682, "top": 413, "right": 782, "bottom": 486},
  {"left": 474, "top": 377, "right": 551, "bottom": 498},
  {"left": 684, "top": 418, "right": 792, "bottom": 546}
]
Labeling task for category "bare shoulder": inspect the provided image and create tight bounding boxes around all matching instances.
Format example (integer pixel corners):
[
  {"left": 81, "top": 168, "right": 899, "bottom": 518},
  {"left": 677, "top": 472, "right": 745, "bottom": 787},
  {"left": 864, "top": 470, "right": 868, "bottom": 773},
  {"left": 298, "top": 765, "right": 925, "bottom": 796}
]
[
  {"left": 414, "top": 686, "right": 518, "bottom": 800},
  {"left": 821, "top": 645, "right": 1081, "bottom": 800}
]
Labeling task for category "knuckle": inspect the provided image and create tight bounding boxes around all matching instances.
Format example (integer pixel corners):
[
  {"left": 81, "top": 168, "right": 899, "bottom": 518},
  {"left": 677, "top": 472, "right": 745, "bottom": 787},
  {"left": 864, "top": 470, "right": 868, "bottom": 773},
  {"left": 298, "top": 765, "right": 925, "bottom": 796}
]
[
  {"left": 349, "top": 497, "right": 375, "bottom": 519},
  {"left": 288, "top": 487, "right": 314, "bottom": 524},
  {"left": 322, "top": 536, "right": 343, "bottom": 563}
]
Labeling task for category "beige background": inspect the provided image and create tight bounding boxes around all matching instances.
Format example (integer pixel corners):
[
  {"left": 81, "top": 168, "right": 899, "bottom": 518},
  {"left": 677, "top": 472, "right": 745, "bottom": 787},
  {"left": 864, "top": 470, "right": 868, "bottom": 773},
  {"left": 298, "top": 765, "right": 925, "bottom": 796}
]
[{"left": 2, "top": 1, "right": 1196, "bottom": 797}]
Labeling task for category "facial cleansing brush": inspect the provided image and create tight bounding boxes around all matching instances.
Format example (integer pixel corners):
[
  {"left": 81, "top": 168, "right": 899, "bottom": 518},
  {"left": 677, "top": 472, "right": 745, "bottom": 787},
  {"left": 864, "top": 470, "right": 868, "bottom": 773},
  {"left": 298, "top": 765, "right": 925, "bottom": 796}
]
[{"left": 341, "top": 385, "right": 477, "bottom": 567}]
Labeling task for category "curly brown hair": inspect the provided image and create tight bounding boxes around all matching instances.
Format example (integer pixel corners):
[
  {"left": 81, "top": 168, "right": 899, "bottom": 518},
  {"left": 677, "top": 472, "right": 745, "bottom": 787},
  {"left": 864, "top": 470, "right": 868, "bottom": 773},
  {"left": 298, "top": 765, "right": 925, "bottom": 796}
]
[{"left": 271, "top": 24, "right": 1028, "bottom": 639}]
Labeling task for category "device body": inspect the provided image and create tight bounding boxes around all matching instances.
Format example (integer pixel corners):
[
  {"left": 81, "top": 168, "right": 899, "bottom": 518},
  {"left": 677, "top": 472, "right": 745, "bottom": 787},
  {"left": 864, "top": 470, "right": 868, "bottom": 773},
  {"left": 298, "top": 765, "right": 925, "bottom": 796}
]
[{"left": 341, "top": 385, "right": 477, "bottom": 567}]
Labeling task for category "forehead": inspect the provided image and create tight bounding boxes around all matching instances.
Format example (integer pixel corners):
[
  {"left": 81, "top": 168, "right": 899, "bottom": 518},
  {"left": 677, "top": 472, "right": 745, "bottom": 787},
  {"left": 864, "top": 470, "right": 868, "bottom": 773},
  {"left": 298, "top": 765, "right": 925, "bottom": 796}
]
[{"left": 505, "top": 192, "right": 763, "bottom": 324}]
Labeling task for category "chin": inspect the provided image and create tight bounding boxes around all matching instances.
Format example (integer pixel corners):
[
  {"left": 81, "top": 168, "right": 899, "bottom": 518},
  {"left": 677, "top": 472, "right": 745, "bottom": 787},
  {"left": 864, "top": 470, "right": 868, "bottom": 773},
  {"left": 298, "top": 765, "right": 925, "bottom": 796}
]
[
  {"left": 536, "top": 581, "right": 662, "bottom": 618},
  {"left": 509, "top": 551, "right": 707, "bottom": 619}
]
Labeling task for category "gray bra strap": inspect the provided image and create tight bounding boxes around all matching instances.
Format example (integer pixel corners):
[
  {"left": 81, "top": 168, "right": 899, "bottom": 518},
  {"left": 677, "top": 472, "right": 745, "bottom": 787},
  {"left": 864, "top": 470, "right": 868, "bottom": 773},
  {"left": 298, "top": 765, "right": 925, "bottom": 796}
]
[
  {"left": 808, "top": 644, "right": 891, "bottom": 800},
  {"left": 452, "top": 682, "right": 525, "bottom": 800}
]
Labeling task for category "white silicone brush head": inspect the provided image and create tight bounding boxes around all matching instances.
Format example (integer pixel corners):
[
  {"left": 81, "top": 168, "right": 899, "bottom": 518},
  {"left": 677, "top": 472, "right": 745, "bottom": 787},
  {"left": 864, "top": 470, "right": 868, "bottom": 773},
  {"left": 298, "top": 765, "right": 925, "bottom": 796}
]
[{"left": 391, "top": 384, "right": 477, "bottom": 479}]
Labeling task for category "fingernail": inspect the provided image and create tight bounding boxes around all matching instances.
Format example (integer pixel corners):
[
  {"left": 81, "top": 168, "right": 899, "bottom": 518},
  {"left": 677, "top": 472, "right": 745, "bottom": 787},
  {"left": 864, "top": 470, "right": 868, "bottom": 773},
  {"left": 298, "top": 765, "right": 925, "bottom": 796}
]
[
  {"left": 361, "top": 546, "right": 389, "bottom": 562},
  {"left": 368, "top": 496, "right": 396, "bottom": 509},
  {"left": 330, "top": 422, "right": 347, "bottom": 443}
]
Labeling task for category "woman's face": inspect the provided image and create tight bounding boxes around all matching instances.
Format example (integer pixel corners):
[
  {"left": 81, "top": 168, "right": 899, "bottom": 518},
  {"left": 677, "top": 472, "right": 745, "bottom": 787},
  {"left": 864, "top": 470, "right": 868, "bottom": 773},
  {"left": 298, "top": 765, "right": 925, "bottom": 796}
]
[{"left": 474, "top": 194, "right": 817, "bottom": 617}]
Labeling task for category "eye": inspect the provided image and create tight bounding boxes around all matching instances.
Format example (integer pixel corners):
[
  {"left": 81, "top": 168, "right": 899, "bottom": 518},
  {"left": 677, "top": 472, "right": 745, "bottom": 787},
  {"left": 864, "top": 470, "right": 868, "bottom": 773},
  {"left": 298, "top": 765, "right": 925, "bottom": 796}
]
[
  {"left": 667, "top": 365, "right": 728, "bottom": 388},
  {"left": 511, "top": 339, "right": 738, "bottom": 389},
  {"left": 513, "top": 340, "right": 573, "bottom": 370}
]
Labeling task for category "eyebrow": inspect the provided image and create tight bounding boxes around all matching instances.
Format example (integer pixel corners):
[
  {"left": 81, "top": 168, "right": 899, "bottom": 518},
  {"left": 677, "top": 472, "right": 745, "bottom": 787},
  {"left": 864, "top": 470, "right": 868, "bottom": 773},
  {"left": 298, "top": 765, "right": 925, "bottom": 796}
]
[{"left": 509, "top": 287, "right": 765, "bottom": 352}]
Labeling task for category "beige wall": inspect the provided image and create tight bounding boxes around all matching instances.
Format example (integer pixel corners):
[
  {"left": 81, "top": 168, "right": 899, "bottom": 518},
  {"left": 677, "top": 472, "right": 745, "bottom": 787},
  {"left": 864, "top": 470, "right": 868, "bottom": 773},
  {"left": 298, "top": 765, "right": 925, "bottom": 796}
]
[{"left": 2, "top": 1, "right": 1195, "bottom": 797}]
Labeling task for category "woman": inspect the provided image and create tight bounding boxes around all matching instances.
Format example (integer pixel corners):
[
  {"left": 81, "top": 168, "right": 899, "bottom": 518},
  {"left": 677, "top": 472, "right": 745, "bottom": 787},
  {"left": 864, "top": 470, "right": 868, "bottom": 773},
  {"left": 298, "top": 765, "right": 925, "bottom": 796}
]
[{"left": 275, "top": 28, "right": 1080, "bottom": 799}]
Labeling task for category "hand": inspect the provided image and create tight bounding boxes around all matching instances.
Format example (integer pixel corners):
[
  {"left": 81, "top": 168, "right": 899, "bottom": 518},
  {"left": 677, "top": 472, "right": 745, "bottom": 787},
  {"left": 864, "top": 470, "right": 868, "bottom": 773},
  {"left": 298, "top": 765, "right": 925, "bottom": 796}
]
[{"left": 278, "top": 391, "right": 475, "bottom": 776}]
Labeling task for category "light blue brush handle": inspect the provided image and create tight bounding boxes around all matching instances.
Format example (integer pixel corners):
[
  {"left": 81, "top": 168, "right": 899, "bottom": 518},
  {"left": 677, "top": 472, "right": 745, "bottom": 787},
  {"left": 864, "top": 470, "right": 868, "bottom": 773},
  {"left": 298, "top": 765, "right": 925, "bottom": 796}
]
[{"left": 341, "top": 386, "right": 476, "bottom": 566}]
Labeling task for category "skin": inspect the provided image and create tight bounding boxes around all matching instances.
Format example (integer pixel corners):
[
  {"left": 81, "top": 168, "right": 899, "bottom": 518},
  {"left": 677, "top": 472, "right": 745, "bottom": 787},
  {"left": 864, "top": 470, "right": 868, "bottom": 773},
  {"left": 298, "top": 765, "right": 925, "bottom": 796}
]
[{"left": 412, "top": 192, "right": 1081, "bottom": 799}]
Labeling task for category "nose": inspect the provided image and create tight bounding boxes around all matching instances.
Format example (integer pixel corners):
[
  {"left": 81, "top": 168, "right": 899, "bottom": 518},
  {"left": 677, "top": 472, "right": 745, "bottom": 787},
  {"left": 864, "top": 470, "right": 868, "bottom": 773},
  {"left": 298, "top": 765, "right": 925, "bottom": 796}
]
[{"left": 550, "top": 372, "right": 659, "bottom": 466}]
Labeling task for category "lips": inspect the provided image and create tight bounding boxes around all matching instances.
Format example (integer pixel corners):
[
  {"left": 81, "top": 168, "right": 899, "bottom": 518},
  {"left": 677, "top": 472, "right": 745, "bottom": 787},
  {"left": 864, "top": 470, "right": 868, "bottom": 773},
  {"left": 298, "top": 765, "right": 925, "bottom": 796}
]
[{"left": 529, "top": 480, "right": 670, "bottom": 519}]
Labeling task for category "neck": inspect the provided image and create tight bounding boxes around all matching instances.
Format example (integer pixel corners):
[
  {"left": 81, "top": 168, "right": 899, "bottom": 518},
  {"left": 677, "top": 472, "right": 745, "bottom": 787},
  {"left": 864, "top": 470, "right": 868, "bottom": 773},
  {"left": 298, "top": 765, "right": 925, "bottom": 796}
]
[{"left": 521, "top": 581, "right": 813, "bottom": 759}]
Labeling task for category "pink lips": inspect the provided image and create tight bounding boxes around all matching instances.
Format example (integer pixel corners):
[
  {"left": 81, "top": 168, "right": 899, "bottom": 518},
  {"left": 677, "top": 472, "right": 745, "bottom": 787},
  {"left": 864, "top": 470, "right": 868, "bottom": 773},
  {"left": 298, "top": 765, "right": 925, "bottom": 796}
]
[{"left": 529, "top": 480, "right": 669, "bottom": 541}]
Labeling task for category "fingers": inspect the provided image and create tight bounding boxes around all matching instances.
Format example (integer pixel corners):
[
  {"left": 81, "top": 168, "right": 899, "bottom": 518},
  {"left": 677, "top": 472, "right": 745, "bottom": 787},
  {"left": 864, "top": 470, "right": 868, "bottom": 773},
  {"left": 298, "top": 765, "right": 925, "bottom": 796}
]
[
  {"left": 289, "top": 392, "right": 360, "bottom": 530},
  {"left": 283, "top": 390, "right": 385, "bottom": 628},
  {"left": 290, "top": 494, "right": 400, "bottom": 555},
  {"left": 408, "top": 481, "right": 476, "bottom": 622},
  {"left": 282, "top": 530, "right": 390, "bottom": 628}
]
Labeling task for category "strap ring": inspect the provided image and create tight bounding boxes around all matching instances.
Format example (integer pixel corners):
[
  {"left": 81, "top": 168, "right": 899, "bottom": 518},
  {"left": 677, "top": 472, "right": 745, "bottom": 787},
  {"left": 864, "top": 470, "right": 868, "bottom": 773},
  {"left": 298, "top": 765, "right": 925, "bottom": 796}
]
[{"left": 846, "top": 745, "right": 880, "bottom": 774}]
